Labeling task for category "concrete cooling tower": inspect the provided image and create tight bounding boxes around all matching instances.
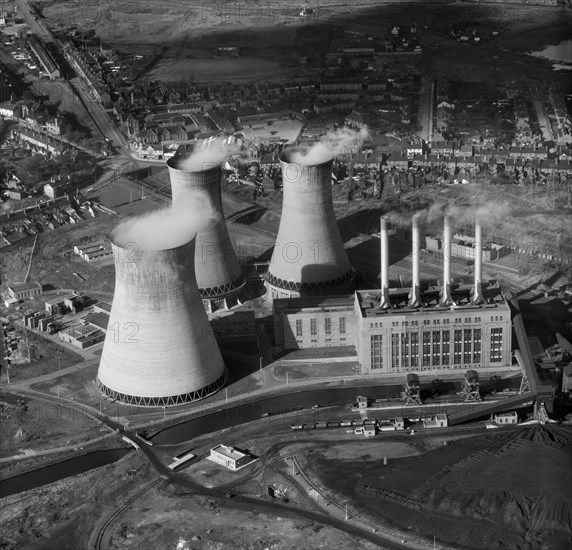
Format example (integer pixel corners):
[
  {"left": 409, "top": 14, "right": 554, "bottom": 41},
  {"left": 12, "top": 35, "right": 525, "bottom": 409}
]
[
  {"left": 96, "top": 238, "right": 227, "bottom": 406},
  {"left": 167, "top": 157, "right": 245, "bottom": 312},
  {"left": 265, "top": 147, "right": 355, "bottom": 299}
]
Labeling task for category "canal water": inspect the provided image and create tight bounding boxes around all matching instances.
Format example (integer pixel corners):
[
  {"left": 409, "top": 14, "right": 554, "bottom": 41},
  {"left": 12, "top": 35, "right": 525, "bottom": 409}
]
[
  {"left": 0, "top": 448, "right": 131, "bottom": 499},
  {"left": 2, "top": 375, "right": 507, "bottom": 496}
]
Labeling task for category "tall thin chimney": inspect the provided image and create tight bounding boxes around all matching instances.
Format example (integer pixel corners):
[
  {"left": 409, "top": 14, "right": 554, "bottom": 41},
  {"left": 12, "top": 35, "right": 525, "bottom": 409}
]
[
  {"left": 472, "top": 215, "right": 484, "bottom": 304},
  {"left": 440, "top": 215, "right": 454, "bottom": 306},
  {"left": 379, "top": 216, "right": 391, "bottom": 309},
  {"left": 409, "top": 213, "right": 422, "bottom": 307}
]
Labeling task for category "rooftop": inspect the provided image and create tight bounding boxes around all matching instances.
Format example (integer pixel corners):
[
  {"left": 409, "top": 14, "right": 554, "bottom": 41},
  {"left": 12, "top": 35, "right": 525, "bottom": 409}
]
[
  {"left": 356, "top": 282, "right": 510, "bottom": 318},
  {"left": 45, "top": 293, "right": 79, "bottom": 306},
  {"left": 8, "top": 281, "right": 42, "bottom": 292},
  {"left": 63, "top": 324, "right": 103, "bottom": 342},
  {"left": 274, "top": 295, "right": 355, "bottom": 315},
  {"left": 211, "top": 444, "right": 247, "bottom": 460},
  {"left": 95, "top": 301, "right": 112, "bottom": 313},
  {"left": 82, "top": 311, "right": 109, "bottom": 331}
]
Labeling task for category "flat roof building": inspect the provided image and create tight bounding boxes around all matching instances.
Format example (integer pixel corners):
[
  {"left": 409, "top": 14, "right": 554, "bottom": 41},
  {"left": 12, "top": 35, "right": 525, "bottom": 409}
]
[
  {"left": 8, "top": 282, "right": 42, "bottom": 300},
  {"left": 208, "top": 444, "right": 254, "bottom": 471},
  {"left": 94, "top": 302, "right": 112, "bottom": 314},
  {"left": 58, "top": 324, "right": 105, "bottom": 349},
  {"left": 273, "top": 295, "right": 355, "bottom": 349},
  {"left": 423, "top": 414, "right": 448, "bottom": 428},
  {"left": 82, "top": 312, "right": 110, "bottom": 332},
  {"left": 45, "top": 293, "right": 80, "bottom": 315},
  {"left": 492, "top": 411, "right": 519, "bottom": 425},
  {"left": 354, "top": 282, "right": 512, "bottom": 374}
]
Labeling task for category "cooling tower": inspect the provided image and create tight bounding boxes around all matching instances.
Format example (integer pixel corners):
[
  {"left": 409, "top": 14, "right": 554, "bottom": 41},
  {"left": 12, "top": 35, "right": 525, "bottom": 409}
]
[
  {"left": 96, "top": 238, "right": 227, "bottom": 406},
  {"left": 265, "top": 147, "right": 355, "bottom": 299},
  {"left": 167, "top": 157, "right": 245, "bottom": 312}
]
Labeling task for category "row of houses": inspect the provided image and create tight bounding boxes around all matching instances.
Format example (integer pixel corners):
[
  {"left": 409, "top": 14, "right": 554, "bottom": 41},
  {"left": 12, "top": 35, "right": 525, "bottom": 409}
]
[
  {"left": 387, "top": 151, "right": 572, "bottom": 175},
  {"left": 62, "top": 43, "right": 110, "bottom": 106},
  {"left": 27, "top": 35, "right": 60, "bottom": 79},
  {"left": 405, "top": 141, "right": 570, "bottom": 162},
  {"left": 13, "top": 127, "right": 65, "bottom": 156}
]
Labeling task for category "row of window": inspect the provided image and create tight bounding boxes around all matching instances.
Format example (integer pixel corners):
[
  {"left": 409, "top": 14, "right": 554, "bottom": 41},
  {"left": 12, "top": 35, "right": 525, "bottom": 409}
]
[
  {"left": 379, "top": 327, "right": 502, "bottom": 370},
  {"left": 380, "top": 315, "right": 503, "bottom": 330},
  {"left": 295, "top": 317, "right": 346, "bottom": 338}
]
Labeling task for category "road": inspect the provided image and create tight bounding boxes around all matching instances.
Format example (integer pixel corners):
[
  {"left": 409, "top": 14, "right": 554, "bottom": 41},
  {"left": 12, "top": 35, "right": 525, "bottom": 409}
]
[
  {"left": 17, "top": 0, "right": 53, "bottom": 42},
  {"left": 68, "top": 76, "right": 126, "bottom": 151}
]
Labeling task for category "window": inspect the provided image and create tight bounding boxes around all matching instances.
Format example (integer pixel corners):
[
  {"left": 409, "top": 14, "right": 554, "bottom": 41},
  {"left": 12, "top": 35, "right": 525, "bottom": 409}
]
[
  {"left": 370, "top": 334, "right": 383, "bottom": 369},
  {"left": 296, "top": 319, "right": 303, "bottom": 338},
  {"left": 442, "top": 331, "right": 450, "bottom": 365},
  {"left": 463, "top": 329, "right": 472, "bottom": 364},
  {"left": 453, "top": 330, "right": 462, "bottom": 365},
  {"left": 401, "top": 333, "right": 410, "bottom": 369},
  {"left": 432, "top": 331, "right": 441, "bottom": 366},
  {"left": 473, "top": 329, "right": 481, "bottom": 363},
  {"left": 490, "top": 327, "right": 503, "bottom": 362},
  {"left": 339, "top": 317, "right": 346, "bottom": 334},
  {"left": 422, "top": 332, "right": 431, "bottom": 367},
  {"left": 391, "top": 333, "right": 400, "bottom": 370},
  {"left": 325, "top": 317, "right": 331, "bottom": 335},
  {"left": 310, "top": 318, "right": 317, "bottom": 337},
  {"left": 410, "top": 332, "right": 419, "bottom": 368}
]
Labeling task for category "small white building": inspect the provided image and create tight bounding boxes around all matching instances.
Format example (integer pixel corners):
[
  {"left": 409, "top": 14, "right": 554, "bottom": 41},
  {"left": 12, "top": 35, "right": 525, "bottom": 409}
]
[
  {"left": 208, "top": 444, "right": 254, "bottom": 471},
  {"left": 393, "top": 417, "right": 405, "bottom": 430},
  {"left": 423, "top": 414, "right": 448, "bottom": 428},
  {"left": 357, "top": 396, "right": 368, "bottom": 409},
  {"left": 492, "top": 411, "right": 518, "bottom": 425}
]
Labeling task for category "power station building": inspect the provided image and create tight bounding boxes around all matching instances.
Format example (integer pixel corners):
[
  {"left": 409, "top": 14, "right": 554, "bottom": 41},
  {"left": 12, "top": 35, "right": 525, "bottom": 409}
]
[
  {"left": 265, "top": 148, "right": 355, "bottom": 299},
  {"left": 167, "top": 155, "right": 246, "bottom": 312},
  {"left": 272, "top": 214, "right": 513, "bottom": 374},
  {"left": 96, "top": 236, "right": 227, "bottom": 406}
]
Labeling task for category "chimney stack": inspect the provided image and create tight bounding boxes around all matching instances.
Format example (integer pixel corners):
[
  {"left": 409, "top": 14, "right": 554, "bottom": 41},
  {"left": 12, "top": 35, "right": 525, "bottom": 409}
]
[
  {"left": 379, "top": 216, "right": 391, "bottom": 309},
  {"left": 472, "top": 215, "right": 484, "bottom": 304},
  {"left": 440, "top": 215, "right": 454, "bottom": 306},
  {"left": 408, "top": 213, "right": 422, "bottom": 308}
]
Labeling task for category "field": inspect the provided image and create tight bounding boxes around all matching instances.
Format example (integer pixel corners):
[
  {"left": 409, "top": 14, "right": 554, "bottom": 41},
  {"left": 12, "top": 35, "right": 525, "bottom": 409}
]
[
  {"left": 0, "top": 391, "right": 99, "bottom": 460},
  {"left": 5, "top": 328, "right": 84, "bottom": 383},
  {"left": 36, "top": 1, "right": 571, "bottom": 87}
]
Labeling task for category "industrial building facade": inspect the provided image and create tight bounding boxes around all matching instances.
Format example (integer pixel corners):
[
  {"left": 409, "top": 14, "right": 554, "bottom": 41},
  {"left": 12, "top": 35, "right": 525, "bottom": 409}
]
[
  {"left": 273, "top": 296, "right": 356, "bottom": 349},
  {"left": 272, "top": 284, "right": 512, "bottom": 374},
  {"left": 354, "top": 285, "right": 512, "bottom": 374}
]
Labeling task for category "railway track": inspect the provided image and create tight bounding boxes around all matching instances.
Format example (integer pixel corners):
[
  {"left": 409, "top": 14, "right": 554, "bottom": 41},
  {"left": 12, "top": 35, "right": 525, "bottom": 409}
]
[{"left": 91, "top": 479, "right": 161, "bottom": 550}]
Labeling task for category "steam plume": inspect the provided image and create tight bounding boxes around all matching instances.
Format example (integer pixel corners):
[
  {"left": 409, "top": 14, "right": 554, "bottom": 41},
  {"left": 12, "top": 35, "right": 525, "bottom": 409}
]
[
  {"left": 291, "top": 127, "right": 370, "bottom": 165},
  {"left": 112, "top": 194, "right": 213, "bottom": 251},
  {"left": 176, "top": 139, "right": 238, "bottom": 172}
]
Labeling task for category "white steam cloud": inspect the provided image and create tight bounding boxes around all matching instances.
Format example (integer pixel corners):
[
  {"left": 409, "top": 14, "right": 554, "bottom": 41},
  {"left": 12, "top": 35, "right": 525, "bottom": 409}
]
[
  {"left": 290, "top": 127, "right": 370, "bottom": 165},
  {"left": 176, "top": 139, "right": 238, "bottom": 171},
  {"left": 386, "top": 199, "right": 512, "bottom": 237},
  {"left": 112, "top": 193, "right": 215, "bottom": 251}
]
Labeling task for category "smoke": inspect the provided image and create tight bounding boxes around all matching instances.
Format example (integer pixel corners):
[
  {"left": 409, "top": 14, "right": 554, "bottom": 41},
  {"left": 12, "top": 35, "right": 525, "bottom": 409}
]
[
  {"left": 112, "top": 193, "right": 216, "bottom": 252},
  {"left": 384, "top": 199, "right": 512, "bottom": 236},
  {"left": 176, "top": 139, "right": 238, "bottom": 171},
  {"left": 290, "top": 127, "right": 370, "bottom": 165}
]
